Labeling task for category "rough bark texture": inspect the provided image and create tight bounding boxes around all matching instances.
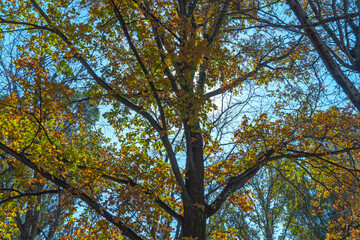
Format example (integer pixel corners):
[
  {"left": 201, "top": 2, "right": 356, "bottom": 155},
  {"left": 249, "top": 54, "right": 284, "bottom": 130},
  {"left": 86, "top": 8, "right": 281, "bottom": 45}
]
[{"left": 182, "top": 124, "right": 206, "bottom": 239}]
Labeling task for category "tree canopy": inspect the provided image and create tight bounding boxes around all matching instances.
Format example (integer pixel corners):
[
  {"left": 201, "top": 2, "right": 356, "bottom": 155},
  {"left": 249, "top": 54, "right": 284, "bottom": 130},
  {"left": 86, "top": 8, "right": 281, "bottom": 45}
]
[{"left": 0, "top": 0, "right": 360, "bottom": 239}]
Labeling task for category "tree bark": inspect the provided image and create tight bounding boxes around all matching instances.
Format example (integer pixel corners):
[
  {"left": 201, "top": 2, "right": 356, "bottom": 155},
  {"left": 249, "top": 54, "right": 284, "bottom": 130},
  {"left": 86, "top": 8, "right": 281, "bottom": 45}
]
[{"left": 182, "top": 123, "right": 206, "bottom": 240}]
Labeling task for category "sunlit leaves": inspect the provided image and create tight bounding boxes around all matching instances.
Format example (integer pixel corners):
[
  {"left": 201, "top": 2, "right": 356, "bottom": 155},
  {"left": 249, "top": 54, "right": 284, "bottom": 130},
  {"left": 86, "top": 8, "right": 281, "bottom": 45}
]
[{"left": 1, "top": 0, "right": 360, "bottom": 239}]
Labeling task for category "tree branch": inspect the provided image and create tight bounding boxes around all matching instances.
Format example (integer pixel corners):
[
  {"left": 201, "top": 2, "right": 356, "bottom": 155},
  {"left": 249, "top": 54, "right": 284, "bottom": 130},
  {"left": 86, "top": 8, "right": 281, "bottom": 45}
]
[
  {"left": 0, "top": 142, "right": 143, "bottom": 240},
  {"left": 206, "top": 144, "right": 360, "bottom": 218},
  {"left": 207, "top": 0, "right": 231, "bottom": 44},
  {"left": 0, "top": 189, "right": 60, "bottom": 206},
  {"left": 103, "top": 174, "right": 183, "bottom": 223},
  {"left": 204, "top": 45, "right": 296, "bottom": 98},
  {"left": 206, "top": 149, "right": 274, "bottom": 217}
]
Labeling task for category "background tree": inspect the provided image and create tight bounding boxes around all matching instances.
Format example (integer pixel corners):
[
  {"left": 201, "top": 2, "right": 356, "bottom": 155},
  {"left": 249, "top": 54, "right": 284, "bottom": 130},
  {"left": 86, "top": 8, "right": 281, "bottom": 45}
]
[
  {"left": 0, "top": 0, "right": 360, "bottom": 239},
  {"left": 285, "top": 0, "right": 360, "bottom": 110},
  {"left": 282, "top": 1, "right": 360, "bottom": 237}
]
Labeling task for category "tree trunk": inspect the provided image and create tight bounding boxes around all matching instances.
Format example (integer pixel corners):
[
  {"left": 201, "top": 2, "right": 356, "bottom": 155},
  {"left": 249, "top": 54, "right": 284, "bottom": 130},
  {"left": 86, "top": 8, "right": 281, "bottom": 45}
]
[
  {"left": 183, "top": 203, "right": 207, "bottom": 239},
  {"left": 182, "top": 123, "right": 206, "bottom": 240}
]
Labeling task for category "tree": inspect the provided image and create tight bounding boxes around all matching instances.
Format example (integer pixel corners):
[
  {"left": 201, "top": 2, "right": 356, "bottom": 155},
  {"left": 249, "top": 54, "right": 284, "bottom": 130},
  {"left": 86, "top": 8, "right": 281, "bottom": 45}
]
[
  {"left": 0, "top": 34, "right": 99, "bottom": 239},
  {"left": 210, "top": 107, "right": 360, "bottom": 240},
  {"left": 0, "top": 0, "right": 360, "bottom": 239},
  {"left": 207, "top": 160, "right": 354, "bottom": 240},
  {"left": 283, "top": 1, "right": 360, "bottom": 237},
  {"left": 285, "top": 0, "right": 360, "bottom": 110}
]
